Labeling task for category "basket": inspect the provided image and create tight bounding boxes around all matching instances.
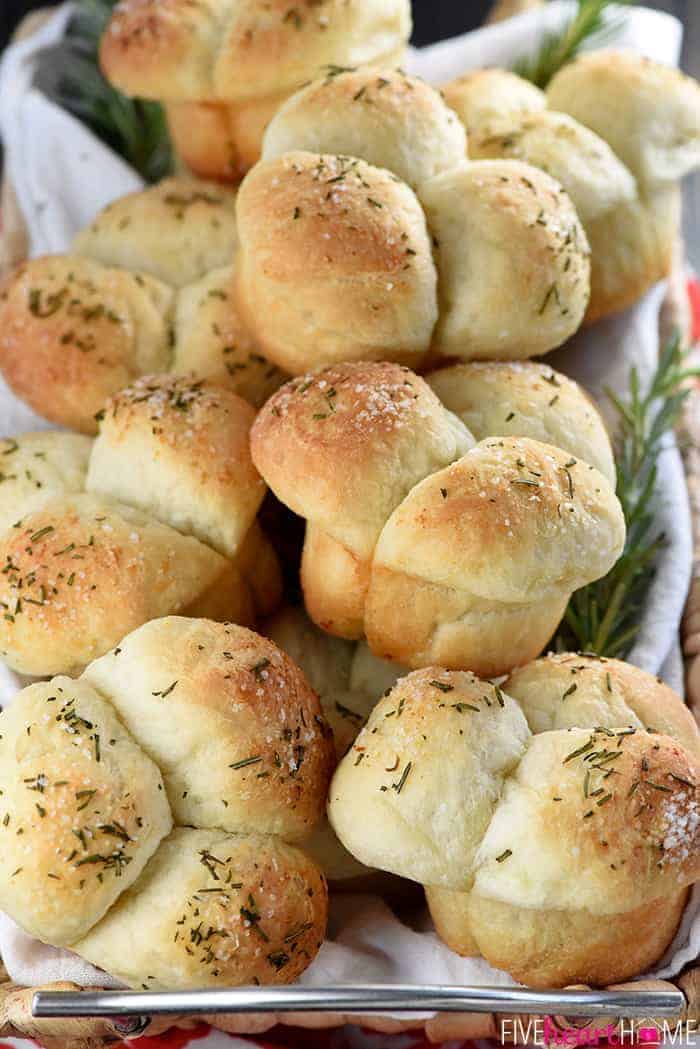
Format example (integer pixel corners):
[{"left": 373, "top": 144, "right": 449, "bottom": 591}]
[{"left": 0, "top": 1, "right": 698, "bottom": 1045}]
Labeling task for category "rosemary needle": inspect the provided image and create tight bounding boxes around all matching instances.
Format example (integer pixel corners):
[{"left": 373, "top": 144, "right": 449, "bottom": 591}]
[
  {"left": 514, "top": 0, "right": 631, "bottom": 89},
  {"left": 553, "top": 332, "right": 700, "bottom": 659}
]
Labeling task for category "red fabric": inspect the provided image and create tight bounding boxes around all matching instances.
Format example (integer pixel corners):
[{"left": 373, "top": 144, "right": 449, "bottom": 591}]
[
  {"left": 688, "top": 277, "right": 700, "bottom": 342},
  {"left": 130, "top": 1026, "right": 212, "bottom": 1047}
]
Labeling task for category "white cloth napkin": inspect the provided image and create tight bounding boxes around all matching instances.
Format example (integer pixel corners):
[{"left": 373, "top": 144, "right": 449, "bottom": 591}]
[{"left": 0, "top": 0, "right": 696, "bottom": 1002}]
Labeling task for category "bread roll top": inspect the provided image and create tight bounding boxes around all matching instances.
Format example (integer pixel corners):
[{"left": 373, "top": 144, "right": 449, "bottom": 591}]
[
  {"left": 426, "top": 361, "right": 615, "bottom": 485},
  {"left": 442, "top": 69, "right": 546, "bottom": 134},
  {"left": 262, "top": 68, "right": 466, "bottom": 189},
  {"left": 172, "top": 265, "right": 286, "bottom": 407},
  {"left": 0, "top": 432, "right": 93, "bottom": 537},
  {"left": 473, "top": 728, "right": 699, "bottom": 914},
  {"left": 74, "top": 827, "right": 327, "bottom": 989},
  {"left": 235, "top": 151, "right": 438, "bottom": 373},
  {"left": 0, "top": 494, "right": 235, "bottom": 675},
  {"left": 328, "top": 668, "right": 531, "bottom": 887},
  {"left": 505, "top": 653, "right": 700, "bottom": 760},
  {"left": 0, "top": 256, "right": 173, "bottom": 434},
  {"left": 547, "top": 50, "right": 700, "bottom": 188},
  {"left": 87, "top": 374, "right": 265, "bottom": 559},
  {"left": 82, "top": 617, "right": 335, "bottom": 842},
  {"left": 469, "top": 110, "right": 636, "bottom": 224},
  {"left": 420, "top": 160, "right": 591, "bottom": 360},
  {"left": 0, "top": 677, "right": 172, "bottom": 946},
  {"left": 73, "top": 177, "right": 239, "bottom": 287},
  {"left": 251, "top": 361, "right": 474, "bottom": 559},
  {"left": 372, "top": 437, "right": 625, "bottom": 603},
  {"left": 100, "top": 0, "right": 411, "bottom": 102}
]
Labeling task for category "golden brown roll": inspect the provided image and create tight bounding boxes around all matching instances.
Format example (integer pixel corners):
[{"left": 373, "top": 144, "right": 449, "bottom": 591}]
[
  {"left": 329, "top": 663, "right": 699, "bottom": 987},
  {"left": 467, "top": 109, "right": 679, "bottom": 322},
  {"left": 264, "top": 604, "right": 401, "bottom": 883},
  {"left": 0, "top": 677, "right": 172, "bottom": 946},
  {"left": 86, "top": 374, "right": 266, "bottom": 560},
  {"left": 328, "top": 668, "right": 531, "bottom": 886},
  {"left": 0, "top": 616, "right": 331, "bottom": 989},
  {"left": 235, "top": 151, "right": 439, "bottom": 373},
  {"left": 505, "top": 653, "right": 700, "bottom": 759},
  {"left": 426, "top": 361, "right": 615, "bottom": 485},
  {"left": 441, "top": 68, "right": 546, "bottom": 134},
  {"left": 420, "top": 161, "right": 591, "bottom": 360},
  {"left": 234, "top": 521, "right": 284, "bottom": 619},
  {"left": 0, "top": 432, "right": 93, "bottom": 536},
  {"left": 74, "top": 828, "right": 327, "bottom": 989},
  {"left": 547, "top": 50, "right": 700, "bottom": 189},
  {"left": 82, "top": 617, "right": 334, "bottom": 842},
  {"left": 73, "top": 177, "right": 239, "bottom": 287},
  {"left": 251, "top": 361, "right": 474, "bottom": 638},
  {"left": 427, "top": 886, "right": 689, "bottom": 989},
  {"left": 0, "top": 256, "right": 173, "bottom": 434},
  {"left": 469, "top": 111, "right": 636, "bottom": 227},
  {"left": 0, "top": 494, "right": 249, "bottom": 676},
  {"left": 262, "top": 68, "right": 467, "bottom": 189},
  {"left": 100, "top": 0, "right": 411, "bottom": 180},
  {"left": 171, "top": 265, "right": 287, "bottom": 407},
  {"left": 365, "top": 437, "right": 625, "bottom": 675},
  {"left": 583, "top": 186, "right": 680, "bottom": 325}
]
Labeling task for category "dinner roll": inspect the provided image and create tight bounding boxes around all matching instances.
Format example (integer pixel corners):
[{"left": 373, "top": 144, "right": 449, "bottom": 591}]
[
  {"left": 172, "top": 265, "right": 286, "bottom": 407},
  {"left": 86, "top": 374, "right": 265, "bottom": 560},
  {"left": 0, "top": 677, "right": 172, "bottom": 946},
  {"left": 0, "top": 257, "right": 173, "bottom": 434},
  {"left": 547, "top": 50, "right": 700, "bottom": 189},
  {"left": 262, "top": 68, "right": 467, "bottom": 189},
  {"left": 0, "top": 494, "right": 249, "bottom": 676},
  {"left": 427, "top": 884, "right": 689, "bottom": 989},
  {"left": 583, "top": 186, "right": 680, "bottom": 325},
  {"left": 83, "top": 617, "right": 334, "bottom": 842},
  {"left": 251, "top": 362, "right": 473, "bottom": 637},
  {"left": 329, "top": 661, "right": 699, "bottom": 986},
  {"left": 100, "top": 0, "right": 411, "bottom": 180},
  {"left": 441, "top": 69, "right": 546, "bottom": 134},
  {"left": 234, "top": 522, "right": 284, "bottom": 619},
  {"left": 264, "top": 605, "right": 355, "bottom": 708},
  {"left": 264, "top": 605, "right": 401, "bottom": 757},
  {"left": 505, "top": 653, "right": 700, "bottom": 759},
  {"left": 365, "top": 437, "right": 625, "bottom": 675},
  {"left": 328, "top": 668, "right": 531, "bottom": 887},
  {"left": 420, "top": 161, "right": 591, "bottom": 360},
  {"left": 75, "top": 828, "right": 327, "bottom": 989},
  {"left": 469, "top": 111, "right": 636, "bottom": 226},
  {"left": 468, "top": 110, "right": 678, "bottom": 322},
  {"left": 473, "top": 728, "right": 699, "bottom": 915},
  {"left": 264, "top": 605, "right": 400, "bottom": 883},
  {"left": 426, "top": 361, "right": 615, "bottom": 485},
  {"left": 0, "top": 432, "right": 92, "bottom": 536},
  {"left": 73, "top": 177, "right": 239, "bottom": 288},
  {"left": 234, "top": 152, "right": 439, "bottom": 373}
]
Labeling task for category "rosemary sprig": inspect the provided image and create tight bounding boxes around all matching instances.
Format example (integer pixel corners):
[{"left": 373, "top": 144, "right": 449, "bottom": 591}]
[
  {"left": 514, "top": 0, "right": 630, "bottom": 89},
  {"left": 36, "top": 0, "right": 173, "bottom": 183},
  {"left": 553, "top": 333, "right": 700, "bottom": 659}
]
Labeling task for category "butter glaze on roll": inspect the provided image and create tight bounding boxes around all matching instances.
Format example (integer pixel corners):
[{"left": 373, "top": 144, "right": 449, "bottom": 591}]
[
  {"left": 263, "top": 67, "right": 467, "bottom": 190},
  {"left": 99, "top": 0, "right": 412, "bottom": 180},
  {"left": 235, "top": 151, "right": 439, "bottom": 374},
  {"left": 0, "top": 617, "right": 331, "bottom": 988}
]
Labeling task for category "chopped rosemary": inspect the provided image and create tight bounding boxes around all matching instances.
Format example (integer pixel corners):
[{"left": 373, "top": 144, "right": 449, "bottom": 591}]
[{"left": 229, "top": 756, "right": 263, "bottom": 771}]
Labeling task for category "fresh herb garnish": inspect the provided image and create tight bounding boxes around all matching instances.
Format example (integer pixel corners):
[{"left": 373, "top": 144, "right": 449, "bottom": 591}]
[
  {"left": 514, "top": 0, "right": 631, "bottom": 89},
  {"left": 554, "top": 334, "right": 700, "bottom": 658}
]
